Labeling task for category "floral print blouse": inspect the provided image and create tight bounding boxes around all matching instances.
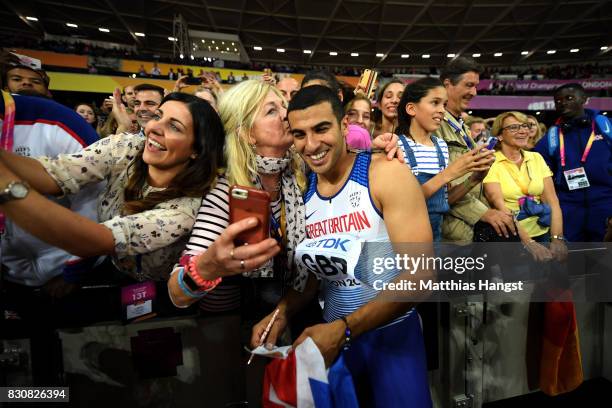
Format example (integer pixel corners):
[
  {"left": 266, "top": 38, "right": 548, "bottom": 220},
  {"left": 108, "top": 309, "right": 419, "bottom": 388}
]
[{"left": 37, "top": 133, "right": 201, "bottom": 281}]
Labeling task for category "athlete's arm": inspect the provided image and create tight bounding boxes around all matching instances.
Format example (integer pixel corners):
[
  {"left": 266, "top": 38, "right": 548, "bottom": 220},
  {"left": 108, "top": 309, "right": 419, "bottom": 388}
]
[
  {"left": 250, "top": 273, "right": 319, "bottom": 348},
  {"left": 293, "top": 155, "right": 434, "bottom": 366},
  {"left": 0, "top": 150, "right": 62, "bottom": 195}
]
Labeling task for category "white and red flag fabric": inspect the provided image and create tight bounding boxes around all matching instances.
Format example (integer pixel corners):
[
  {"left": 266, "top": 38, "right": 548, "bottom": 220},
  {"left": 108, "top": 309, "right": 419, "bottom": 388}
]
[{"left": 262, "top": 337, "right": 358, "bottom": 408}]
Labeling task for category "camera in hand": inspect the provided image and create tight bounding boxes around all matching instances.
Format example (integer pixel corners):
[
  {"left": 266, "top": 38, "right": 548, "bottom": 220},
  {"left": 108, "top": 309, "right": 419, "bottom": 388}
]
[{"left": 185, "top": 76, "right": 202, "bottom": 85}]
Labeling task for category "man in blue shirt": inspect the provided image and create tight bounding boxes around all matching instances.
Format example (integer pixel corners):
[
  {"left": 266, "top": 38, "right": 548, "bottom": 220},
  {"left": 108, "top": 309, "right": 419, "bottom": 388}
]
[{"left": 534, "top": 83, "right": 612, "bottom": 242}]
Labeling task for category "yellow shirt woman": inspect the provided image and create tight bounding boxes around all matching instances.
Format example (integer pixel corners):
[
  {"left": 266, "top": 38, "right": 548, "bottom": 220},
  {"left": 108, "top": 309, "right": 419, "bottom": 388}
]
[{"left": 483, "top": 150, "right": 553, "bottom": 238}]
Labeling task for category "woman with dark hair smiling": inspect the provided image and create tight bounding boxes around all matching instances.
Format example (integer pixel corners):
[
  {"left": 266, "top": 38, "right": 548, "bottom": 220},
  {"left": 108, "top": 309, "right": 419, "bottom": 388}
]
[
  {"left": 0, "top": 92, "right": 225, "bottom": 281},
  {"left": 373, "top": 79, "right": 404, "bottom": 137}
]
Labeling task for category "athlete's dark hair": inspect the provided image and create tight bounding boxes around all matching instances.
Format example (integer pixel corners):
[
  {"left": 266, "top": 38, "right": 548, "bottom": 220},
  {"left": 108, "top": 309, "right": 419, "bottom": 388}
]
[
  {"left": 554, "top": 83, "right": 586, "bottom": 98},
  {"left": 288, "top": 85, "right": 344, "bottom": 124}
]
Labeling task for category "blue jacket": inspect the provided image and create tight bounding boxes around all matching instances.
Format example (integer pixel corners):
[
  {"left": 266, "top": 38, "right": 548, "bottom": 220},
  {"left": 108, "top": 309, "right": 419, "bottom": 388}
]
[{"left": 534, "top": 109, "right": 612, "bottom": 206}]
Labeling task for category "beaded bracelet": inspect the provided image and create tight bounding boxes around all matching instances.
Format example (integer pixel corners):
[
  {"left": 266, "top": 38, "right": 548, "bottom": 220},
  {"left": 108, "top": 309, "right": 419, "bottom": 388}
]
[
  {"left": 187, "top": 254, "right": 222, "bottom": 291},
  {"left": 177, "top": 267, "right": 208, "bottom": 299},
  {"left": 340, "top": 316, "right": 352, "bottom": 350}
]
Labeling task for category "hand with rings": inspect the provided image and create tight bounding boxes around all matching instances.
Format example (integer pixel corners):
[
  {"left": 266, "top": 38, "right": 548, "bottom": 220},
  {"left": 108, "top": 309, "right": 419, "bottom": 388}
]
[
  {"left": 194, "top": 217, "right": 281, "bottom": 280},
  {"left": 229, "top": 248, "right": 247, "bottom": 270}
]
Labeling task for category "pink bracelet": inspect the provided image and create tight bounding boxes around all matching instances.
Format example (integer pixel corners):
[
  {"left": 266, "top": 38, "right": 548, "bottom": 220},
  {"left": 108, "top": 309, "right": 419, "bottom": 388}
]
[{"left": 182, "top": 254, "right": 222, "bottom": 291}]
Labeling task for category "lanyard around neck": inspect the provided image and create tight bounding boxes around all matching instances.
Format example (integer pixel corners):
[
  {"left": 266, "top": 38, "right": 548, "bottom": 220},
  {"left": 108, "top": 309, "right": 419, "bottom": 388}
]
[
  {"left": 0, "top": 91, "right": 16, "bottom": 233},
  {"left": 1, "top": 91, "right": 16, "bottom": 152},
  {"left": 444, "top": 114, "right": 474, "bottom": 149},
  {"left": 557, "top": 120, "right": 596, "bottom": 168}
]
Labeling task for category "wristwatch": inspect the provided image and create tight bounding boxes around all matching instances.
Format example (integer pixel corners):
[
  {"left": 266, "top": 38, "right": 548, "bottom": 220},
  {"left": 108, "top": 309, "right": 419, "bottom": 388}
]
[
  {"left": 551, "top": 235, "right": 567, "bottom": 242},
  {"left": 0, "top": 181, "right": 30, "bottom": 204}
]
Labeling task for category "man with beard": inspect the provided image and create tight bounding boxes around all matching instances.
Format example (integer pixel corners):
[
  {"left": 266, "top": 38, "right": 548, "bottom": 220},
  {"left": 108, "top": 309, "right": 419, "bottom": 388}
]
[
  {"left": 534, "top": 83, "right": 612, "bottom": 241},
  {"left": 437, "top": 57, "right": 516, "bottom": 242},
  {"left": 252, "top": 85, "right": 433, "bottom": 407}
]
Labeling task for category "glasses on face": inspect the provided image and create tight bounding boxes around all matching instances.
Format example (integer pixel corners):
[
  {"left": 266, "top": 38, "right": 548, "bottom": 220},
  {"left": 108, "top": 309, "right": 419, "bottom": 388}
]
[{"left": 502, "top": 123, "right": 533, "bottom": 133}]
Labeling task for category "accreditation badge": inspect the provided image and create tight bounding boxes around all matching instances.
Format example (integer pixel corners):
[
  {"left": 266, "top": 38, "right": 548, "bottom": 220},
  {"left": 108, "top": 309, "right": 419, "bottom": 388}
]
[
  {"left": 121, "top": 281, "right": 157, "bottom": 322},
  {"left": 563, "top": 167, "right": 590, "bottom": 190}
]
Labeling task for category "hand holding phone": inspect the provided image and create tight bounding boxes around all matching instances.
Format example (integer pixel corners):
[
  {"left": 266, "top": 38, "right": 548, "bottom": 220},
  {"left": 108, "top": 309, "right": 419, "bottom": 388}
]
[
  {"left": 229, "top": 185, "right": 271, "bottom": 245},
  {"left": 446, "top": 146, "right": 496, "bottom": 181},
  {"left": 485, "top": 137, "right": 498, "bottom": 151},
  {"left": 355, "top": 68, "right": 378, "bottom": 98},
  {"left": 184, "top": 76, "right": 202, "bottom": 85}
]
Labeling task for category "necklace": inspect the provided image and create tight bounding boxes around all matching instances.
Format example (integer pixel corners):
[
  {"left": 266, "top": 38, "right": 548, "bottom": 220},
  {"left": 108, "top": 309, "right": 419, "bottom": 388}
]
[{"left": 507, "top": 152, "right": 522, "bottom": 164}]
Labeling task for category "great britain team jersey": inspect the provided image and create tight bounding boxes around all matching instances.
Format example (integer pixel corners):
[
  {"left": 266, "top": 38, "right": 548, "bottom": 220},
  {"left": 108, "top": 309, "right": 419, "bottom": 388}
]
[{"left": 295, "top": 153, "right": 412, "bottom": 323}]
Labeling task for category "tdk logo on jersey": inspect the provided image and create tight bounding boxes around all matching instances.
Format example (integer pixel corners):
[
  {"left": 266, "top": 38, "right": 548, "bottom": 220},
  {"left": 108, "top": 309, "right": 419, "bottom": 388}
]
[{"left": 304, "top": 237, "right": 351, "bottom": 252}]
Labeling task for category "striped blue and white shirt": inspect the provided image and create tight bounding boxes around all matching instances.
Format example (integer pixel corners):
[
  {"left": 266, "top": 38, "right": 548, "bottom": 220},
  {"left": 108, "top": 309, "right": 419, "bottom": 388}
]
[{"left": 398, "top": 136, "right": 449, "bottom": 175}]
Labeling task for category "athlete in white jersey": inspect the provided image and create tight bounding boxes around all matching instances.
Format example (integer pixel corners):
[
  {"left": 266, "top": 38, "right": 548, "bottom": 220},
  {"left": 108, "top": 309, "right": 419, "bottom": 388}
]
[
  {"left": 251, "top": 86, "right": 434, "bottom": 407},
  {"left": 298, "top": 152, "right": 395, "bottom": 323}
]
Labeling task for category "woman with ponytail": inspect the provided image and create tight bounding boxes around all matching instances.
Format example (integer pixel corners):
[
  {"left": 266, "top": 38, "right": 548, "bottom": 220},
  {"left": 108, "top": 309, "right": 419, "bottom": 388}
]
[{"left": 396, "top": 77, "right": 494, "bottom": 241}]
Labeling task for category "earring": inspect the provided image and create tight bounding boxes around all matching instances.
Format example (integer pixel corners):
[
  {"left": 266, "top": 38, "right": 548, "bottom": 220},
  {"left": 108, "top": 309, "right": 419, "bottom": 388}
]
[{"left": 190, "top": 153, "right": 198, "bottom": 159}]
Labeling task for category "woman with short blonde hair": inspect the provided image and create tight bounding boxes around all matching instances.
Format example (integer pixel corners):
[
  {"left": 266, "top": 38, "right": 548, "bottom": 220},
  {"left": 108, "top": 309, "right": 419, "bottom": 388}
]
[
  {"left": 222, "top": 81, "right": 306, "bottom": 191},
  {"left": 484, "top": 111, "right": 566, "bottom": 261}
]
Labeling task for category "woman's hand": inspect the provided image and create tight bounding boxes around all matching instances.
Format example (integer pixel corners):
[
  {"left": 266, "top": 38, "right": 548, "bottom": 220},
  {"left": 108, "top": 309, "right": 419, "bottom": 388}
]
[
  {"left": 262, "top": 72, "right": 276, "bottom": 86},
  {"left": 201, "top": 72, "right": 223, "bottom": 94},
  {"left": 173, "top": 75, "right": 190, "bottom": 93},
  {"left": 196, "top": 217, "right": 281, "bottom": 280},
  {"left": 446, "top": 147, "right": 495, "bottom": 182},
  {"left": 371, "top": 132, "right": 405, "bottom": 163},
  {"left": 293, "top": 320, "right": 345, "bottom": 368},
  {"left": 250, "top": 308, "right": 289, "bottom": 349},
  {"left": 524, "top": 240, "right": 553, "bottom": 262},
  {"left": 550, "top": 238, "right": 568, "bottom": 262}
]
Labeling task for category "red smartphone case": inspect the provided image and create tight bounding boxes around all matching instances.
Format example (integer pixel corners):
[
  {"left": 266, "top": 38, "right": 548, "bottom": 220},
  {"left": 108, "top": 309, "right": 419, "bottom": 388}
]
[{"left": 229, "top": 185, "right": 271, "bottom": 245}]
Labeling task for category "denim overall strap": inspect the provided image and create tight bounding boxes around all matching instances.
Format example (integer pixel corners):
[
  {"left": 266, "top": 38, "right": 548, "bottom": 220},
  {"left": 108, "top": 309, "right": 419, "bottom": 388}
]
[
  {"left": 399, "top": 134, "right": 419, "bottom": 173},
  {"left": 431, "top": 136, "right": 447, "bottom": 170},
  {"left": 399, "top": 135, "right": 448, "bottom": 241}
]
